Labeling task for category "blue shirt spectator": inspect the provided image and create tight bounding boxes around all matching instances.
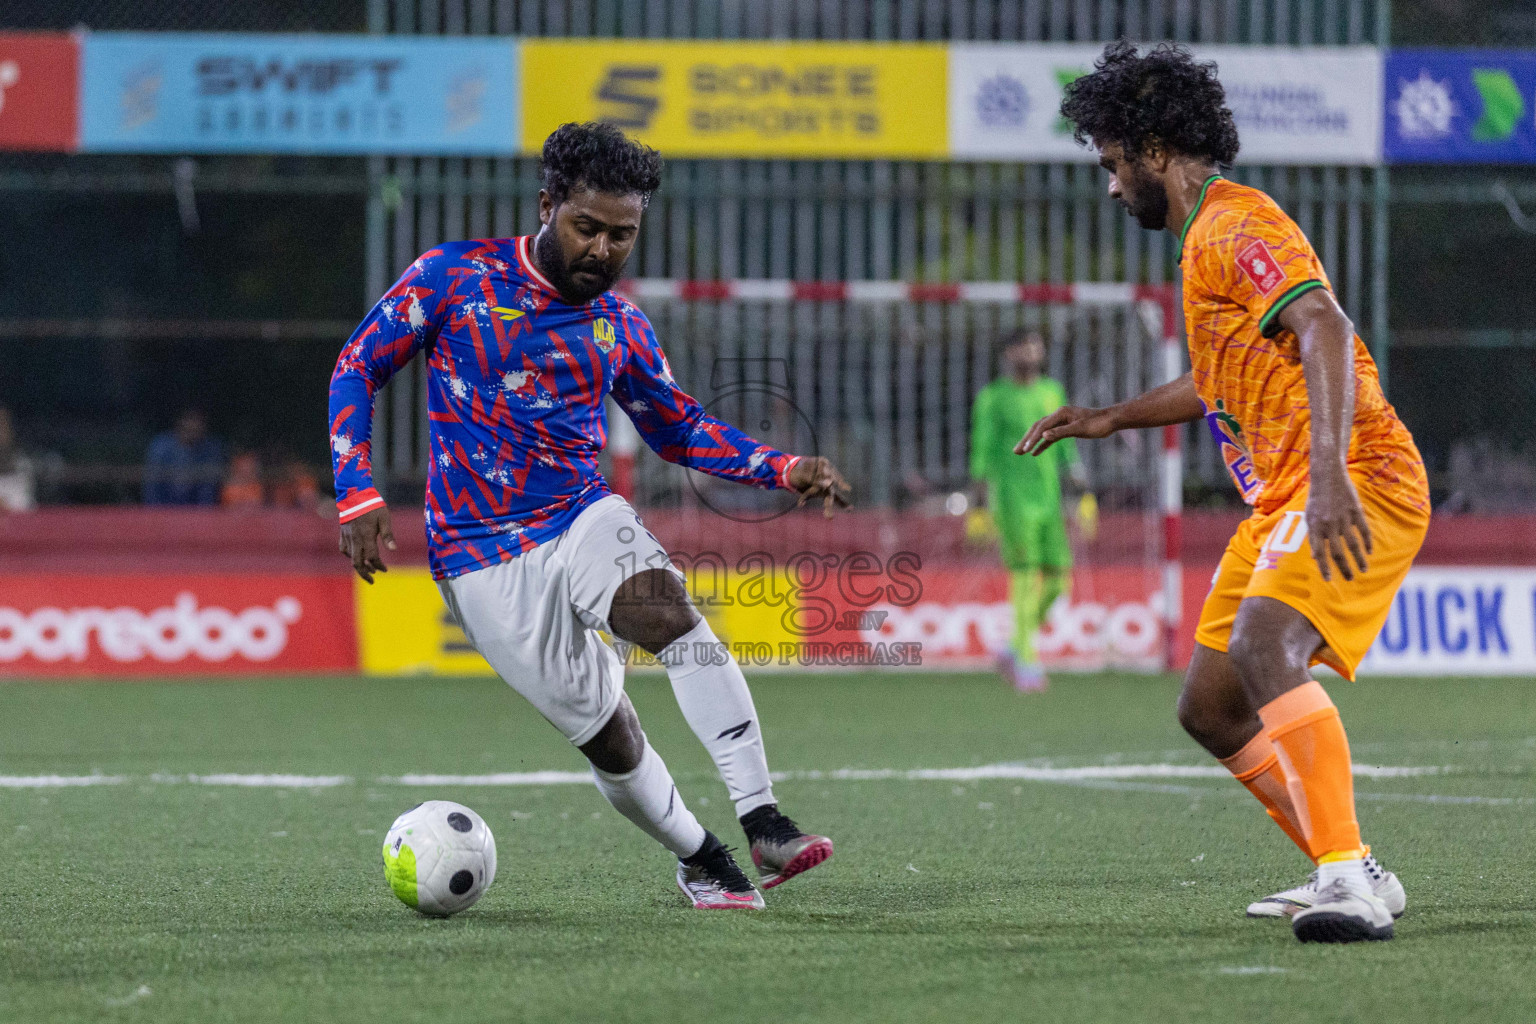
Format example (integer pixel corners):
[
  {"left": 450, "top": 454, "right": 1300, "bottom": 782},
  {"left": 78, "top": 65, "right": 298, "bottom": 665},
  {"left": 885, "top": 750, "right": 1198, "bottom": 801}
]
[{"left": 144, "top": 409, "right": 224, "bottom": 505}]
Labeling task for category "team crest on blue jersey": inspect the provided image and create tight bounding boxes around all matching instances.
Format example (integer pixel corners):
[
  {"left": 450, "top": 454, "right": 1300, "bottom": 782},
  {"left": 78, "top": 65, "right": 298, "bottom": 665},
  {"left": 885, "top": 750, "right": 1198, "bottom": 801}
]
[{"left": 593, "top": 317, "right": 617, "bottom": 353}]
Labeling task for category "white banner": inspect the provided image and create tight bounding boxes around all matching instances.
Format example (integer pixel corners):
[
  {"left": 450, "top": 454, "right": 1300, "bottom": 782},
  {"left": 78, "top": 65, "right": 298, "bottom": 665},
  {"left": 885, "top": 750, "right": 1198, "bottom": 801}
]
[
  {"left": 948, "top": 44, "right": 1382, "bottom": 165},
  {"left": 1357, "top": 567, "right": 1536, "bottom": 676}
]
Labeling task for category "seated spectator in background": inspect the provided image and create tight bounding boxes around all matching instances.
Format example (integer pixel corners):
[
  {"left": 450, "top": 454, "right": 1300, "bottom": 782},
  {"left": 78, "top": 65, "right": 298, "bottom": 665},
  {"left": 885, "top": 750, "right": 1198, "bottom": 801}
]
[
  {"left": 0, "top": 406, "right": 36, "bottom": 512},
  {"left": 143, "top": 409, "right": 224, "bottom": 505},
  {"left": 269, "top": 459, "right": 320, "bottom": 511},
  {"left": 221, "top": 451, "right": 265, "bottom": 507}
]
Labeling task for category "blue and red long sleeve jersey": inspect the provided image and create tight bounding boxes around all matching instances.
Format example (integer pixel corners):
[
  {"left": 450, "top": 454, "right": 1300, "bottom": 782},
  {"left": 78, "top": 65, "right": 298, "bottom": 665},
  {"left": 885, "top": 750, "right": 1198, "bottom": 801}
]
[{"left": 329, "top": 235, "right": 799, "bottom": 580}]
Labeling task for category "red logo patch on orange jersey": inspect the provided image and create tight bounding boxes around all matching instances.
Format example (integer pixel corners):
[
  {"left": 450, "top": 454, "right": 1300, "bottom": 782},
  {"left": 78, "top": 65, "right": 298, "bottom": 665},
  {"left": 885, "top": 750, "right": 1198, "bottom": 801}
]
[{"left": 1235, "top": 239, "right": 1285, "bottom": 295}]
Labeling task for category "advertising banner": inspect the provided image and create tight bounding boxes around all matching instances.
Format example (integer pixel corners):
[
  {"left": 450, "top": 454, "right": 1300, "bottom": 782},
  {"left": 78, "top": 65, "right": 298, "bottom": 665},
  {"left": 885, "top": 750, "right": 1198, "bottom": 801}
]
[
  {"left": 1356, "top": 567, "right": 1536, "bottom": 675},
  {"left": 355, "top": 561, "right": 1185, "bottom": 675},
  {"left": 520, "top": 39, "right": 948, "bottom": 159},
  {"left": 355, "top": 569, "right": 495, "bottom": 676},
  {"left": 949, "top": 44, "right": 1382, "bottom": 165},
  {"left": 857, "top": 565, "right": 1182, "bottom": 672},
  {"left": 0, "top": 32, "right": 80, "bottom": 152},
  {"left": 0, "top": 574, "right": 357, "bottom": 677},
  {"left": 1384, "top": 49, "right": 1536, "bottom": 164},
  {"left": 78, "top": 32, "right": 518, "bottom": 155}
]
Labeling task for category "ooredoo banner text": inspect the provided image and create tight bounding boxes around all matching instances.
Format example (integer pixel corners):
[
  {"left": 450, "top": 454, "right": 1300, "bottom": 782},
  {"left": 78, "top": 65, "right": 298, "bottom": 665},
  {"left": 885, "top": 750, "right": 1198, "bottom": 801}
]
[{"left": 0, "top": 574, "right": 357, "bottom": 676}]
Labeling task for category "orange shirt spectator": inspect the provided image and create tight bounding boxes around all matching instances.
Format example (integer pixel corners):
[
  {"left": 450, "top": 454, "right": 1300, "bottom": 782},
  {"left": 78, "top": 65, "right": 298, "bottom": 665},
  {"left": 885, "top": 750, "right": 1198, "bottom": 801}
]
[
  {"left": 270, "top": 460, "right": 320, "bottom": 510},
  {"left": 221, "top": 452, "right": 265, "bottom": 507}
]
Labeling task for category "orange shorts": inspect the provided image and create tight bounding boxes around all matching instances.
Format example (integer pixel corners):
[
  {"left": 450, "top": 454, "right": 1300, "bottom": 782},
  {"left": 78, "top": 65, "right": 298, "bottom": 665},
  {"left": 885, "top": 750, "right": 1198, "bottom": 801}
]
[{"left": 1194, "top": 477, "right": 1430, "bottom": 680}]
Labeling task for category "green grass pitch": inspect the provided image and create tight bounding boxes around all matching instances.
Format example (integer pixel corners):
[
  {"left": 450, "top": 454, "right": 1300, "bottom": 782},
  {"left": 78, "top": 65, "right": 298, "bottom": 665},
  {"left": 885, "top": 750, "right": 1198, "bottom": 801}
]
[{"left": 0, "top": 671, "right": 1532, "bottom": 1023}]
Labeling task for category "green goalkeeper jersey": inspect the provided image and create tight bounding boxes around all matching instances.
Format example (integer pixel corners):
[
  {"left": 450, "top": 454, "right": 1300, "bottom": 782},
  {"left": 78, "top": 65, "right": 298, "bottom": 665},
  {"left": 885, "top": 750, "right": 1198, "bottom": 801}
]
[{"left": 969, "top": 376, "right": 1077, "bottom": 511}]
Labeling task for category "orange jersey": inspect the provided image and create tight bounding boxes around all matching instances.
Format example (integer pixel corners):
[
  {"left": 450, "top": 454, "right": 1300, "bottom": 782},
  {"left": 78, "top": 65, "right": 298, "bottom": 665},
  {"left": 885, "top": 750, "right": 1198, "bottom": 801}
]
[{"left": 1180, "top": 176, "right": 1427, "bottom": 515}]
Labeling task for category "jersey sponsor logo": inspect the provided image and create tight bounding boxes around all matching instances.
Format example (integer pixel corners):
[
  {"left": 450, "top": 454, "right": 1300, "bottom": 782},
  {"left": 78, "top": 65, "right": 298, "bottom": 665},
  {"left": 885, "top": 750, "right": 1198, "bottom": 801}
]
[
  {"left": 1235, "top": 238, "right": 1285, "bottom": 296},
  {"left": 1202, "top": 399, "right": 1264, "bottom": 504},
  {"left": 490, "top": 305, "right": 524, "bottom": 321}
]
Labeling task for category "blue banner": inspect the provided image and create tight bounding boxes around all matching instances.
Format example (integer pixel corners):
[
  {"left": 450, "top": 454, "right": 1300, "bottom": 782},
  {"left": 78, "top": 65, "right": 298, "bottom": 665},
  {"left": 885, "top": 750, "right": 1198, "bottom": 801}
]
[
  {"left": 80, "top": 33, "right": 518, "bottom": 155},
  {"left": 1384, "top": 49, "right": 1536, "bottom": 164}
]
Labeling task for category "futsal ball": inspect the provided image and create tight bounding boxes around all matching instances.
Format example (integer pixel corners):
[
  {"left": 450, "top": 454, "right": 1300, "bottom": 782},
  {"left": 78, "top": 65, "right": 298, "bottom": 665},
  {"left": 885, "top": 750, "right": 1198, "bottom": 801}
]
[{"left": 381, "top": 800, "right": 497, "bottom": 917}]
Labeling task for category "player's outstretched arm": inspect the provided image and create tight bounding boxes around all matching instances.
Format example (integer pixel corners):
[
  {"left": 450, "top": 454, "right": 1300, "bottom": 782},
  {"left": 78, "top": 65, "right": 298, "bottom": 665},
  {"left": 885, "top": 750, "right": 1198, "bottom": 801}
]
[
  {"left": 612, "top": 313, "right": 816, "bottom": 495},
  {"left": 339, "top": 505, "right": 396, "bottom": 584},
  {"left": 1284, "top": 288, "right": 1372, "bottom": 583},
  {"left": 785, "top": 456, "right": 852, "bottom": 519},
  {"left": 1015, "top": 372, "right": 1202, "bottom": 456}
]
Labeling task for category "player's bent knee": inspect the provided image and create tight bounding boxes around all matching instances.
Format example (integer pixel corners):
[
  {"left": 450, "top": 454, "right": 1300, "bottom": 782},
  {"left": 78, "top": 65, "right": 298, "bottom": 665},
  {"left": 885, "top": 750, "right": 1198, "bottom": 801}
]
[
  {"left": 1176, "top": 685, "right": 1235, "bottom": 750},
  {"left": 609, "top": 567, "right": 700, "bottom": 654},
  {"left": 1174, "top": 687, "right": 1209, "bottom": 740},
  {"left": 1176, "top": 645, "right": 1260, "bottom": 756},
  {"left": 579, "top": 698, "right": 646, "bottom": 775}
]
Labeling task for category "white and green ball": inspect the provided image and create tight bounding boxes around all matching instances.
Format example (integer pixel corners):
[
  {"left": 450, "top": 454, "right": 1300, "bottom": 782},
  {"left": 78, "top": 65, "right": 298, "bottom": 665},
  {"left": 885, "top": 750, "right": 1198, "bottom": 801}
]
[{"left": 381, "top": 800, "right": 497, "bottom": 917}]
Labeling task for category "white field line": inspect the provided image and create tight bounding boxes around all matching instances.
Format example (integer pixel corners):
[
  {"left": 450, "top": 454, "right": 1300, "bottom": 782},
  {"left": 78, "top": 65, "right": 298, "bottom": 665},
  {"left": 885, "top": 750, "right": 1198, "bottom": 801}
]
[
  {"left": 156, "top": 773, "right": 354, "bottom": 788},
  {"left": 0, "top": 773, "right": 128, "bottom": 788},
  {"left": 382, "top": 763, "right": 1441, "bottom": 787},
  {"left": 390, "top": 771, "right": 592, "bottom": 787},
  {"left": 0, "top": 762, "right": 1516, "bottom": 809}
]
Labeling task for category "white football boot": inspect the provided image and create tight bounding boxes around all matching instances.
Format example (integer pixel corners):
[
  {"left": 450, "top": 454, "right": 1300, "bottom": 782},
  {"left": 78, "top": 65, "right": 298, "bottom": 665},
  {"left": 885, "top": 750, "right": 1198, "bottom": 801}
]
[
  {"left": 675, "top": 831, "right": 764, "bottom": 910},
  {"left": 1247, "top": 851, "right": 1405, "bottom": 919},
  {"left": 1292, "top": 877, "right": 1395, "bottom": 943}
]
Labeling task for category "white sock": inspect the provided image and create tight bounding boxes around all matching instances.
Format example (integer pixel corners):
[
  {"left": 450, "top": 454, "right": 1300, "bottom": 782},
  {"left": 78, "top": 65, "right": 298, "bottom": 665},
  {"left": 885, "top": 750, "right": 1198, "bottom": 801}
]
[
  {"left": 590, "top": 741, "right": 706, "bottom": 859},
  {"left": 1317, "top": 857, "right": 1371, "bottom": 895},
  {"left": 661, "top": 618, "right": 777, "bottom": 818}
]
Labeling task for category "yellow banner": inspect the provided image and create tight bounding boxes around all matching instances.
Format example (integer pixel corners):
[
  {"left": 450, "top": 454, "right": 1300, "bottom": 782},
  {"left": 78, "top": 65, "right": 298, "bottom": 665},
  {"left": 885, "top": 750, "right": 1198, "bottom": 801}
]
[
  {"left": 356, "top": 566, "right": 806, "bottom": 676},
  {"left": 356, "top": 570, "right": 495, "bottom": 676},
  {"left": 521, "top": 39, "right": 947, "bottom": 159}
]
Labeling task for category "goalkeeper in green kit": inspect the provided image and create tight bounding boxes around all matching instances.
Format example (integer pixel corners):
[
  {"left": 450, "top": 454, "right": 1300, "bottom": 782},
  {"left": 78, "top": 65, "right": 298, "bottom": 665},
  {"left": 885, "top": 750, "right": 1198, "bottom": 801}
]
[{"left": 969, "top": 331, "right": 1094, "bottom": 691}]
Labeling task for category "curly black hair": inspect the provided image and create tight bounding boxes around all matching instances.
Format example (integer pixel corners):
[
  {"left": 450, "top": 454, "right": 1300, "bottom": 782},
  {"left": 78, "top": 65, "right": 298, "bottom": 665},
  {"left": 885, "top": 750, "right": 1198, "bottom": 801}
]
[
  {"left": 1059, "top": 41, "right": 1240, "bottom": 167},
  {"left": 540, "top": 121, "right": 663, "bottom": 209}
]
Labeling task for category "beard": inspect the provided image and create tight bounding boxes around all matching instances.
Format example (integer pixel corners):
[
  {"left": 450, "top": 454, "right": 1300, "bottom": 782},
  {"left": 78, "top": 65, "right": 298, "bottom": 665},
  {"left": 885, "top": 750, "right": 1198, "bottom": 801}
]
[
  {"left": 1121, "top": 169, "right": 1170, "bottom": 231},
  {"left": 534, "top": 228, "right": 622, "bottom": 304}
]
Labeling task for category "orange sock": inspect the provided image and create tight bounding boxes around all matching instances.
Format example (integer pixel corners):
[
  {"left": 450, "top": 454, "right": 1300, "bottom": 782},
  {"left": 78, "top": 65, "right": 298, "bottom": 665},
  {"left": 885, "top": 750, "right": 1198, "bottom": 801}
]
[
  {"left": 1218, "top": 731, "right": 1314, "bottom": 861},
  {"left": 1258, "top": 680, "right": 1364, "bottom": 861}
]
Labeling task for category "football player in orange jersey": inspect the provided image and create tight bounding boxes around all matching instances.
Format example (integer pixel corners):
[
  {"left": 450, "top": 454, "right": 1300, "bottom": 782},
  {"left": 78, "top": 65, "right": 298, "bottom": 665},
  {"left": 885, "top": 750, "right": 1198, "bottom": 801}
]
[{"left": 1019, "top": 42, "right": 1430, "bottom": 944}]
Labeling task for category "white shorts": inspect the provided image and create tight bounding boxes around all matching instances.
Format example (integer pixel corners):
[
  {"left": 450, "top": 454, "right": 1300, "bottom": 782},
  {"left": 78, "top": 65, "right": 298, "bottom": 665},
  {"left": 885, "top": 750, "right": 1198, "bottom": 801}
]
[{"left": 437, "top": 494, "right": 680, "bottom": 746}]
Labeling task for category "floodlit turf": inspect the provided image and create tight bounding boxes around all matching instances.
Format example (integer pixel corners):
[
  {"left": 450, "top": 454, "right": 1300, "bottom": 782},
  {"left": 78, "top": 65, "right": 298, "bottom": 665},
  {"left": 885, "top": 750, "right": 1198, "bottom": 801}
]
[{"left": 0, "top": 671, "right": 1532, "bottom": 1023}]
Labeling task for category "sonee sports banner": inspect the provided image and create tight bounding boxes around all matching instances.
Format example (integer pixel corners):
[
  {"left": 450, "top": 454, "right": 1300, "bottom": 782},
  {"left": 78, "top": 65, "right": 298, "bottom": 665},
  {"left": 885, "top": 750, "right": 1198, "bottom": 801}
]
[{"left": 519, "top": 39, "right": 949, "bottom": 159}]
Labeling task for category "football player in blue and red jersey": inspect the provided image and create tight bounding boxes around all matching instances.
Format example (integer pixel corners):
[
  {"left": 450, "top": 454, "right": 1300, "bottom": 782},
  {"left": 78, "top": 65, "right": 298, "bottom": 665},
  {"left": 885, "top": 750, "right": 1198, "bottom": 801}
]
[{"left": 329, "top": 123, "right": 846, "bottom": 910}]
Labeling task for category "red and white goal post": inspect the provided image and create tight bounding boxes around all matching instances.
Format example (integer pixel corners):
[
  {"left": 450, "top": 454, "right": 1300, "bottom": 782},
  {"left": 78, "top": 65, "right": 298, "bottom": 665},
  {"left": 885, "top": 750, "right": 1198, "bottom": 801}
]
[{"left": 615, "top": 278, "right": 1185, "bottom": 673}]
